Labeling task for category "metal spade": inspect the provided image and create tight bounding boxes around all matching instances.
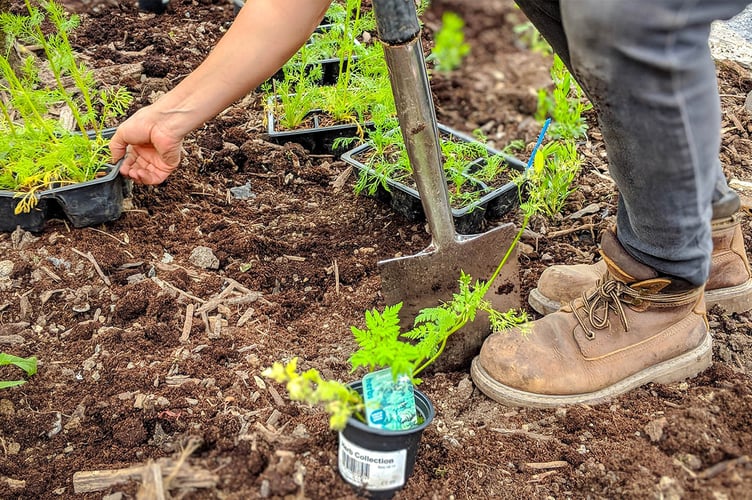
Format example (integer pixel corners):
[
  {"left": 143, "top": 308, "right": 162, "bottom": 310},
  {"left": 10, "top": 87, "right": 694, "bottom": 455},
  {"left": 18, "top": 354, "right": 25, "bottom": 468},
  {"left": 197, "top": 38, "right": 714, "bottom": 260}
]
[{"left": 371, "top": 0, "right": 520, "bottom": 371}]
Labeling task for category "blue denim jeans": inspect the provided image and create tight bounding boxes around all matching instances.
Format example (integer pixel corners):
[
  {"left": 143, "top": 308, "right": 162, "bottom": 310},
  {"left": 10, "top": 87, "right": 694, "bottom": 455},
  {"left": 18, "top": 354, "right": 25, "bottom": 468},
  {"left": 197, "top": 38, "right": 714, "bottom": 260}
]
[{"left": 515, "top": 0, "right": 748, "bottom": 286}]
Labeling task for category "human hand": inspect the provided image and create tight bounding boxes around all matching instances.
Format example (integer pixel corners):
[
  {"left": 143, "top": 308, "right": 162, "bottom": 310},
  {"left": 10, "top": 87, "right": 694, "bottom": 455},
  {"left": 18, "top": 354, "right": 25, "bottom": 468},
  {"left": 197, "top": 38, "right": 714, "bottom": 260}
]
[{"left": 109, "top": 107, "right": 184, "bottom": 185}]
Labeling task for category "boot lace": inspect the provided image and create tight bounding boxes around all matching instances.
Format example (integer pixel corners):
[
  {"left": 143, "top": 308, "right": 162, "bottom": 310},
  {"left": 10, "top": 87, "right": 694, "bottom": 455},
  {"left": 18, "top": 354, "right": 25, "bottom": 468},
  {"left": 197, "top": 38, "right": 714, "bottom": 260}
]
[{"left": 572, "top": 279, "right": 633, "bottom": 340}]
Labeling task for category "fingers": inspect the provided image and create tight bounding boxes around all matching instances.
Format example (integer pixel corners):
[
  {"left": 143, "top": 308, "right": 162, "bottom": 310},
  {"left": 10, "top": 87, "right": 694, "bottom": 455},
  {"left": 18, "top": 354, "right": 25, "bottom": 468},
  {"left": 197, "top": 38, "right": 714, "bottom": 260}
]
[{"left": 118, "top": 146, "right": 178, "bottom": 185}]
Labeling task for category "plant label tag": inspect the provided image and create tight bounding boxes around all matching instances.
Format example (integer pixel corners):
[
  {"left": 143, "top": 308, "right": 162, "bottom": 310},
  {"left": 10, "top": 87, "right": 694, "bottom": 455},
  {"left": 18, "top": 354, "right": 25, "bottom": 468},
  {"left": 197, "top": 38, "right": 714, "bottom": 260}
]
[
  {"left": 338, "top": 433, "right": 407, "bottom": 490},
  {"left": 361, "top": 368, "right": 417, "bottom": 431}
]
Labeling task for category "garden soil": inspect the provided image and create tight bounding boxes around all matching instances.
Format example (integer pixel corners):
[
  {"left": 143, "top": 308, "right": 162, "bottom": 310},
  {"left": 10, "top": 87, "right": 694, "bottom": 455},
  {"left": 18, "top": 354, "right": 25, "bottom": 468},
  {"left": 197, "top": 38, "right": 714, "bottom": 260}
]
[{"left": 2, "top": 0, "right": 752, "bottom": 498}]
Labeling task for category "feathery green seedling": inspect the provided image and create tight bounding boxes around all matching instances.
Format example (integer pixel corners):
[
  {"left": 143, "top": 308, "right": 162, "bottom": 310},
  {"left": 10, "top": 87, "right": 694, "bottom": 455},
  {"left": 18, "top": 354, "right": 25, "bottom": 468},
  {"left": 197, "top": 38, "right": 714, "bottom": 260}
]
[
  {"left": 0, "top": 353, "right": 37, "bottom": 389},
  {"left": 427, "top": 11, "right": 470, "bottom": 73},
  {"left": 516, "top": 138, "right": 582, "bottom": 218},
  {"left": 0, "top": 0, "right": 132, "bottom": 213},
  {"left": 535, "top": 54, "right": 591, "bottom": 140}
]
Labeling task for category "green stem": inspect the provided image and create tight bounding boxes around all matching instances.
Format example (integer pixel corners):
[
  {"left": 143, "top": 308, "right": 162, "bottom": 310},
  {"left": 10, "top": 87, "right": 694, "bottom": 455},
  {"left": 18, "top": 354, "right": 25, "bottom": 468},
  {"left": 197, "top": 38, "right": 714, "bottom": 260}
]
[
  {"left": 0, "top": 93, "right": 18, "bottom": 136},
  {"left": 46, "top": 1, "right": 99, "bottom": 135},
  {"left": 0, "top": 56, "right": 57, "bottom": 139},
  {"left": 412, "top": 212, "right": 531, "bottom": 378},
  {"left": 333, "top": 0, "right": 359, "bottom": 111},
  {"left": 23, "top": 0, "right": 88, "bottom": 135}
]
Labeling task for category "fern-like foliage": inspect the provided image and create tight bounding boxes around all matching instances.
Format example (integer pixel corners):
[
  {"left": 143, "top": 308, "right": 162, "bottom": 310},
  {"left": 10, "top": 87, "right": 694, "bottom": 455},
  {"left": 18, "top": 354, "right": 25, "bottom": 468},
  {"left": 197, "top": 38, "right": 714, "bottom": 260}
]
[{"left": 349, "top": 269, "right": 526, "bottom": 385}]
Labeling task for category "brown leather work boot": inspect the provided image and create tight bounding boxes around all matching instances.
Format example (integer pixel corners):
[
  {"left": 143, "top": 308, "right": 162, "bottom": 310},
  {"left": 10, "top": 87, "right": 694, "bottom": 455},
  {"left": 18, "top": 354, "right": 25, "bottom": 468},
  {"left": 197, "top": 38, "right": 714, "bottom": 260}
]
[
  {"left": 529, "top": 215, "right": 752, "bottom": 315},
  {"left": 471, "top": 229, "right": 712, "bottom": 408}
]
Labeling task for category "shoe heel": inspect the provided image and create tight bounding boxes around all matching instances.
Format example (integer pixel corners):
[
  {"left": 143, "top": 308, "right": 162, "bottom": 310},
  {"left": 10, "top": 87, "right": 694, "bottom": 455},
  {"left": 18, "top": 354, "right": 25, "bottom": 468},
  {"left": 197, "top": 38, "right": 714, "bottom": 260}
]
[{"left": 706, "top": 278, "right": 752, "bottom": 314}]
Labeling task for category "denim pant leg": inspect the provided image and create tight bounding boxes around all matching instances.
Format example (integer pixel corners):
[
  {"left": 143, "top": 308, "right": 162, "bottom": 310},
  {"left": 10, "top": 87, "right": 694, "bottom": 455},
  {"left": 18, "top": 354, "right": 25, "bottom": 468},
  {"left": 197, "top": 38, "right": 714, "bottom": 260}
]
[{"left": 516, "top": 0, "right": 747, "bottom": 285}]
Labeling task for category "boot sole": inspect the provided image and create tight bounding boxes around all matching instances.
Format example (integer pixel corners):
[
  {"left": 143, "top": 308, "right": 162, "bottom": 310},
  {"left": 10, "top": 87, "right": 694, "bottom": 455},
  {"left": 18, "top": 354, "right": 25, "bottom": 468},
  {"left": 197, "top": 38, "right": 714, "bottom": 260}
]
[
  {"left": 470, "top": 333, "right": 712, "bottom": 408},
  {"left": 529, "top": 279, "right": 752, "bottom": 316},
  {"left": 527, "top": 287, "right": 562, "bottom": 316},
  {"left": 706, "top": 278, "right": 752, "bottom": 314}
]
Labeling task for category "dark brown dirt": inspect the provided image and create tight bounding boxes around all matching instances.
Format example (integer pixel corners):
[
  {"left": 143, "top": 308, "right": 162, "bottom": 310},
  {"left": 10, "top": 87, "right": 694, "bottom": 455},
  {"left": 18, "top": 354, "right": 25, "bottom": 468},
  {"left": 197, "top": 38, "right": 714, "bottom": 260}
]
[{"left": 1, "top": 0, "right": 751, "bottom": 499}]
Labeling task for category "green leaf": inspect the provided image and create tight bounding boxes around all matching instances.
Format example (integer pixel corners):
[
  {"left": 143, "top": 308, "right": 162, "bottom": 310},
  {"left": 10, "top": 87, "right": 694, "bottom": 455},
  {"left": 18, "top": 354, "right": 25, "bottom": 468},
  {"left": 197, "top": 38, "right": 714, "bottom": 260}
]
[
  {"left": 0, "top": 353, "right": 37, "bottom": 376},
  {"left": 0, "top": 380, "right": 27, "bottom": 389},
  {"left": 0, "top": 353, "right": 37, "bottom": 389}
]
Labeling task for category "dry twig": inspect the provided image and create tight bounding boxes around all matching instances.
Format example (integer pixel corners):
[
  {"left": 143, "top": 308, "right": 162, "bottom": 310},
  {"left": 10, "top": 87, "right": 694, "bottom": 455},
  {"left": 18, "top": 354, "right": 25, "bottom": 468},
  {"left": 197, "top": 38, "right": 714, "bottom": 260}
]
[
  {"left": 72, "top": 248, "right": 111, "bottom": 286},
  {"left": 180, "top": 304, "right": 194, "bottom": 343}
]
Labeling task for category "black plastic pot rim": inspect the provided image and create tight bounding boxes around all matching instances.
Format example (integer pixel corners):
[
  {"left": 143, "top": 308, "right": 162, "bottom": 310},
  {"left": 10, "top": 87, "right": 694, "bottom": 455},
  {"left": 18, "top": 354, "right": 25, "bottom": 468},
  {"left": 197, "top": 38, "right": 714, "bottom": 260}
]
[
  {"left": 1, "top": 160, "right": 122, "bottom": 197},
  {"left": 344, "top": 382, "right": 435, "bottom": 436}
]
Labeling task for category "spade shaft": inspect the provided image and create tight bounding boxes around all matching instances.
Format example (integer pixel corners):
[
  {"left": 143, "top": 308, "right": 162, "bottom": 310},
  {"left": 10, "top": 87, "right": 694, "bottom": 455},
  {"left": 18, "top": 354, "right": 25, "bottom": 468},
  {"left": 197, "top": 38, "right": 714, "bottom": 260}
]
[{"left": 372, "top": 0, "right": 520, "bottom": 371}]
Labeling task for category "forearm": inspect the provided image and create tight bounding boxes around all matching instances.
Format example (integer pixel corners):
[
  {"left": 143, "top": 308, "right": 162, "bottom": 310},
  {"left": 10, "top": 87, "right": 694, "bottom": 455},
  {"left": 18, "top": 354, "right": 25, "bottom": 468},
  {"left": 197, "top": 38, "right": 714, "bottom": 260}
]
[{"left": 150, "top": 0, "right": 332, "bottom": 137}]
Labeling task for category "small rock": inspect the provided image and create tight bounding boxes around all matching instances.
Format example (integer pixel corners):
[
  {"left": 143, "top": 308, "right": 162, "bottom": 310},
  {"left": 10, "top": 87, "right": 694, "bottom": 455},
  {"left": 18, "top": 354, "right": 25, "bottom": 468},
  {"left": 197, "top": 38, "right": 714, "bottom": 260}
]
[
  {"left": 567, "top": 202, "right": 600, "bottom": 219},
  {"left": 745, "top": 90, "right": 752, "bottom": 113},
  {"left": 0, "top": 260, "right": 13, "bottom": 279},
  {"left": 6, "top": 440, "right": 20, "bottom": 455},
  {"left": 0, "top": 260, "right": 12, "bottom": 291},
  {"left": 259, "top": 479, "right": 271, "bottom": 498},
  {"left": 72, "top": 303, "right": 91, "bottom": 313},
  {"left": 189, "top": 246, "right": 220, "bottom": 270},
  {"left": 456, "top": 376, "right": 474, "bottom": 401},
  {"left": 292, "top": 424, "right": 309, "bottom": 438},
  {"left": 518, "top": 242, "right": 535, "bottom": 256},
  {"left": 0, "top": 398, "right": 16, "bottom": 416},
  {"left": 674, "top": 452, "right": 702, "bottom": 470},
  {"left": 657, "top": 476, "right": 683, "bottom": 500},
  {"left": 230, "top": 181, "right": 255, "bottom": 200},
  {"left": 644, "top": 417, "right": 668, "bottom": 442},
  {"left": 47, "top": 257, "right": 71, "bottom": 270},
  {"left": 126, "top": 273, "right": 146, "bottom": 284}
]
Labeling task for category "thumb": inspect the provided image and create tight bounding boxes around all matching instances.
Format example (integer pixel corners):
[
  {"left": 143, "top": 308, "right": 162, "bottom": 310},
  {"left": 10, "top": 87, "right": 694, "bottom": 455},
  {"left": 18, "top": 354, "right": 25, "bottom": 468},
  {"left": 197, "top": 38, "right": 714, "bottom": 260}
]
[{"left": 109, "top": 130, "right": 129, "bottom": 163}]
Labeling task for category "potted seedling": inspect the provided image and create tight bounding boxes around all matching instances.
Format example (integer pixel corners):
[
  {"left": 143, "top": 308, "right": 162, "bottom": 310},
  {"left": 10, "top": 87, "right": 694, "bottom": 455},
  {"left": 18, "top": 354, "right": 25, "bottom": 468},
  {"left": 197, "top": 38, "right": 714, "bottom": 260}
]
[
  {"left": 0, "top": 0, "right": 132, "bottom": 233},
  {"left": 262, "top": 0, "right": 396, "bottom": 155},
  {"left": 264, "top": 237, "right": 531, "bottom": 496},
  {"left": 341, "top": 119, "right": 527, "bottom": 233}
]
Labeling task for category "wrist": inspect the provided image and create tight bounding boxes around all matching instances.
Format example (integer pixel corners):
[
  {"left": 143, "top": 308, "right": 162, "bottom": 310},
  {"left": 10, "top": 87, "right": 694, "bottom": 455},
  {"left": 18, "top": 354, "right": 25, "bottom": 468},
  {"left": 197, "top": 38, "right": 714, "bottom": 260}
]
[{"left": 146, "top": 95, "right": 206, "bottom": 139}]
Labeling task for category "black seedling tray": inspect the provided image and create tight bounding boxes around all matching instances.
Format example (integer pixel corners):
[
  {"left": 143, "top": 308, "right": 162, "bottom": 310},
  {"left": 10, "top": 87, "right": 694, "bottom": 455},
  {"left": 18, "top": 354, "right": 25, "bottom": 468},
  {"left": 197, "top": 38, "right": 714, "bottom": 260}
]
[
  {"left": 265, "top": 103, "right": 371, "bottom": 156},
  {"left": 341, "top": 124, "right": 526, "bottom": 234},
  {"left": 0, "top": 128, "right": 126, "bottom": 233}
]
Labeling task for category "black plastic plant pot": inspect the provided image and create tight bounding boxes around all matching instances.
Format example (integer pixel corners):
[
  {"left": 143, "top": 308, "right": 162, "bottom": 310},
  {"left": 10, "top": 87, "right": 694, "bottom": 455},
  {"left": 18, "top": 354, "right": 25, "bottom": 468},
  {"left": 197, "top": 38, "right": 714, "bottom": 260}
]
[
  {"left": 138, "top": 0, "right": 169, "bottom": 14},
  {"left": 266, "top": 103, "right": 371, "bottom": 156},
  {"left": 341, "top": 124, "right": 527, "bottom": 234},
  {"left": 338, "top": 381, "right": 434, "bottom": 499},
  {"left": 0, "top": 128, "right": 125, "bottom": 233}
]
